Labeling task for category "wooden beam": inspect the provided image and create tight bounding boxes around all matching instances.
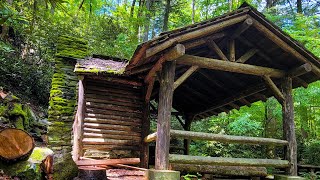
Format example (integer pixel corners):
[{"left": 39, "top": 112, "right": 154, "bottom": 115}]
[
  {"left": 229, "top": 40, "right": 236, "bottom": 62},
  {"left": 236, "top": 48, "right": 258, "bottom": 63},
  {"left": 145, "top": 15, "right": 248, "bottom": 58},
  {"left": 140, "top": 93, "right": 150, "bottom": 168},
  {"left": 155, "top": 61, "right": 176, "bottom": 170},
  {"left": 72, "top": 76, "right": 85, "bottom": 161},
  {"left": 145, "top": 78, "right": 155, "bottom": 102},
  {"left": 183, "top": 117, "right": 192, "bottom": 155},
  {"left": 171, "top": 130, "right": 288, "bottom": 146},
  {"left": 206, "top": 39, "right": 229, "bottom": 61},
  {"left": 263, "top": 76, "right": 285, "bottom": 103},
  {"left": 251, "top": 18, "right": 320, "bottom": 77},
  {"left": 176, "top": 55, "right": 286, "bottom": 78},
  {"left": 171, "top": 164, "right": 267, "bottom": 177},
  {"left": 173, "top": 66, "right": 199, "bottom": 90},
  {"left": 228, "top": 102, "right": 240, "bottom": 110},
  {"left": 144, "top": 132, "right": 157, "bottom": 143},
  {"left": 184, "top": 32, "right": 226, "bottom": 50},
  {"left": 294, "top": 77, "right": 308, "bottom": 88},
  {"left": 281, "top": 77, "right": 298, "bottom": 176},
  {"left": 144, "top": 44, "right": 185, "bottom": 83},
  {"left": 230, "top": 18, "right": 253, "bottom": 40},
  {"left": 76, "top": 158, "right": 140, "bottom": 166},
  {"left": 287, "top": 63, "right": 312, "bottom": 77},
  {"left": 169, "top": 154, "right": 290, "bottom": 168}
]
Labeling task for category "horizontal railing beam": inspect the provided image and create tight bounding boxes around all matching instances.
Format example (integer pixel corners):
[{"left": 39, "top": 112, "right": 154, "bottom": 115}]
[
  {"left": 144, "top": 132, "right": 157, "bottom": 143},
  {"left": 171, "top": 130, "right": 288, "bottom": 146},
  {"left": 169, "top": 154, "right": 290, "bottom": 168}
]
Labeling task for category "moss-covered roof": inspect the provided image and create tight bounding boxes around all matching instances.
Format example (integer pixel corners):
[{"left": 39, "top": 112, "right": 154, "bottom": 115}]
[{"left": 74, "top": 56, "right": 127, "bottom": 75}]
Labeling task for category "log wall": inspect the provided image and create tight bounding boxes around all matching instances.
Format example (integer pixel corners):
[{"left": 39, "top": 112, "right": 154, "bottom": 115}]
[{"left": 82, "top": 78, "right": 144, "bottom": 159}]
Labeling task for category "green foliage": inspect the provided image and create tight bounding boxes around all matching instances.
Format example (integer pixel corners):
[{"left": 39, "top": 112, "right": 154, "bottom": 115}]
[{"left": 303, "top": 140, "right": 320, "bottom": 165}]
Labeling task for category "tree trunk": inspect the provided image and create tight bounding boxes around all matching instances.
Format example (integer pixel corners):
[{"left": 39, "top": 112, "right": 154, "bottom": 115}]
[
  {"left": 297, "top": 0, "right": 302, "bottom": 13},
  {"left": 192, "top": 0, "right": 195, "bottom": 24},
  {"left": 130, "top": 0, "right": 137, "bottom": 17},
  {"left": 0, "top": 128, "right": 35, "bottom": 162},
  {"left": 163, "top": 0, "right": 171, "bottom": 31},
  {"left": 143, "top": 0, "right": 154, "bottom": 42}
]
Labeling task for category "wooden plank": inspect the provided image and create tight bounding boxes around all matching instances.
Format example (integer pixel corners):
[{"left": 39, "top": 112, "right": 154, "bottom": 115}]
[
  {"left": 72, "top": 76, "right": 85, "bottom": 161},
  {"left": 83, "top": 123, "right": 141, "bottom": 132},
  {"left": 145, "top": 78, "right": 155, "bottom": 102},
  {"left": 281, "top": 77, "right": 297, "bottom": 175},
  {"left": 86, "top": 102, "right": 141, "bottom": 113},
  {"left": 86, "top": 80, "right": 142, "bottom": 92},
  {"left": 86, "top": 87, "right": 142, "bottom": 100},
  {"left": 206, "top": 39, "right": 228, "bottom": 61},
  {"left": 86, "top": 108, "right": 142, "bottom": 119},
  {"left": 84, "top": 118, "right": 141, "bottom": 126},
  {"left": 176, "top": 54, "right": 286, "bottom": 78},
  {"left": 184, "top": 32, "right": 226, "bottom": 50},
  {"left": 169, "top": 154, "right": 290, "bottom": 168},
  {"left": 236, "top": 48, "right": 258, "bottom": 63},
  {"left": 86, "top": 98, "right": 141, "bottom": 109},
  {"left": 170, "top": 130, "right": 288, "bottom": 146},
  {"left": 263, "top": 76, "right": 284, "bottom": 103},
  {"left": 82, "top": 138, "right": 140, "bottom": 145},
  {"left": 83, "top": 132, "right": 141, "bottom": 141},
  {"left": 85, "top": 113, "right": 141, "bottom": 122},
  {"left": 173, "top": 66, "right": 199, "bottom": 90},
  {"left": 155, "top": 61, "right": 176, "bottom": 170},
  {"left": 76, "top": 158, "right": 140, "bottom": 166},
  {"left": 171, "top": 164, "right": 267, "bottom": 177},
  {"left": 83, "top": 128, "right": 141, "bottom": 137},
  {"left": 86, "top": 93, "right": 142, "bottom": 104},
  {"left": 82, "top": 145, "right": 140, "bottom": 151}
]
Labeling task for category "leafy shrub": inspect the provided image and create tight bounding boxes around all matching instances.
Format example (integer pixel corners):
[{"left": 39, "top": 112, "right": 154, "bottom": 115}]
[{"left": 303, "top": 140, "right": 320, "bottom": 165}]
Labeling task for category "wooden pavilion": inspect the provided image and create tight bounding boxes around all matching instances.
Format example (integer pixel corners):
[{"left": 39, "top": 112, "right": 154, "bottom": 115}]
[{"left": 71, "top": 3, "right": 320, "bottom": 179}]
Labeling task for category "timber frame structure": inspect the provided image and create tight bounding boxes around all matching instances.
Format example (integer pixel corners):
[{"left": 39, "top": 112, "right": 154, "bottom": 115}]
[{"left": 71, "top": 3, "right": 320, "bottom": 178}]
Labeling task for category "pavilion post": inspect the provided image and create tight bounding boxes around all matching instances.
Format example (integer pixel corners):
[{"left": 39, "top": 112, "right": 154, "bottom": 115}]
[
  {"left": 140, "top": 100, "right": 150, "bottom": 168},
  {"left": 183, "top": 117, "right": 192, "bottom": 155},
  {"left": 281, "top": 77, "right": 297, "bottom": 175},
  {"left": 155, "top": 61, "right": 176, "bottom": 170}
]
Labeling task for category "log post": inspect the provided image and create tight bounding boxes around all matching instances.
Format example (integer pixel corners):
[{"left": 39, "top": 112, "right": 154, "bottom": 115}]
[
  {"left": 281, "top": 77, "right": 297, "bottom": 175},
  {"left": 72, "top": 75, "right": 85, "bottom": 161},
  {"left": 140, "top": 96, "right": 150, "bottom": 168},
  {"left": 155, "top": 61, "right": 176, "bottom": 170},
  {"left": 183, "top": 117, "right": 192, "bottom": 155}
]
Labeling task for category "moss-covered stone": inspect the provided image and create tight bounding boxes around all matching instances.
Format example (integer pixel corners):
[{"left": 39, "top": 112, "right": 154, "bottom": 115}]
[{"left": 53, "top": 154, "right": 78, "bottom": 180}]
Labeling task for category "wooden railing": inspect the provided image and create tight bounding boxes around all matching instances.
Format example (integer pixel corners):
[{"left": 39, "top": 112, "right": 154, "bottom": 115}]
[{"left": 144, "top": 129, "right": 290, "bottom": 169}]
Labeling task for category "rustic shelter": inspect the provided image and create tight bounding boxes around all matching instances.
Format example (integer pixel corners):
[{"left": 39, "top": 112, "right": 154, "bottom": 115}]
[{"left": 70, "top": 3, "right": 320, "bottom": 179}]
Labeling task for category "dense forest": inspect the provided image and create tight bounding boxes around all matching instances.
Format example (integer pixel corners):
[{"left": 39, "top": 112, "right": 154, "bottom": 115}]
[{"left": 0, "top": 0, "right": 319, "bottom": 179}]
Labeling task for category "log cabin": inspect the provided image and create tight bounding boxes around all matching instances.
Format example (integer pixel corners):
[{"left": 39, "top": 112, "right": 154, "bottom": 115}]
[{"left": 68, "top": 3, "right": 320, "bottom": 179}]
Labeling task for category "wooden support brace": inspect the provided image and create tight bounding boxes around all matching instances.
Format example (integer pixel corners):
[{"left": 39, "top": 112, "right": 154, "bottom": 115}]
[
  {"left": 230, "top": 18, "right": 253, "bottom": 40},
  {"left": 206, "top": 39, "right": 229, "bottom": 61},
  {"left": 287, "top": 63, "right": 312, "bottom": 77},
  {"left": 236, "top": 48, "right": 258, "bottom": 63},
  {"left": 145, "top": 44, "right": 185, "bottom": 83},
  {"left": 174, "top": 66, "right": 199, "bottom": 90},
  {"left": 263, "top": 76, "right": 285, "bottom": 103},
  {"left": 176, "top": 54, "right": 286, "bottom": 78},
  {"left": 229, "top": 40, "right": 236, "bottom": 62},
  {"left": 145, "top": 78, "right": 155, "bottom": 102}
]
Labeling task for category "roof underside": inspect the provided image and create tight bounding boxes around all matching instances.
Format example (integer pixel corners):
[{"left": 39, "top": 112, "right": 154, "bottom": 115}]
[
  {"left": 124, "top": 4, "right": 320, "bottom": 120},
  {"left": 76, "top": 4, "right": 320, "bottom": 121}
]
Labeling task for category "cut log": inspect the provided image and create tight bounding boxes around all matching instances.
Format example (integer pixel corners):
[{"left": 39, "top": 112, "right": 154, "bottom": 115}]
[
  {"left": 169, "top": 154, "right": 290, "bottom": 168},
  {"left": 0, "top": 128, "right": 35, "bottom": 162},
  {"left": 176, "top": 54, "right": 286, "bottom": 78},
  {"left": 171, "top": 163, "right": 268, "bottom": 177}
]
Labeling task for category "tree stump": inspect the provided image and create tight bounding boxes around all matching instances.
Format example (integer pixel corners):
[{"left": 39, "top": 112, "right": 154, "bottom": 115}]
[{"left": 0, "top": 128, "right": 34, "bottom": 162}]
